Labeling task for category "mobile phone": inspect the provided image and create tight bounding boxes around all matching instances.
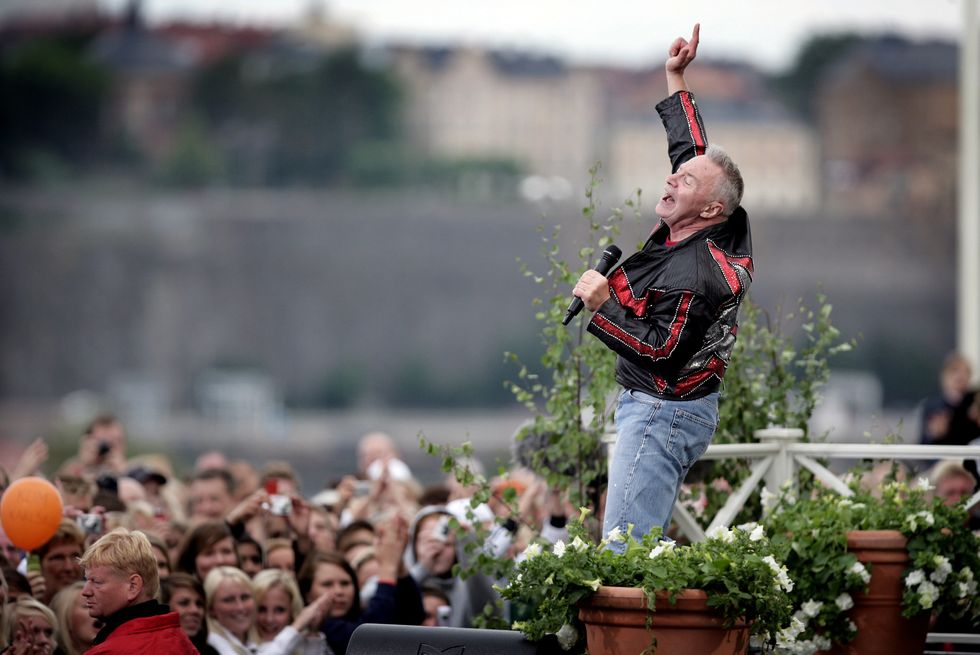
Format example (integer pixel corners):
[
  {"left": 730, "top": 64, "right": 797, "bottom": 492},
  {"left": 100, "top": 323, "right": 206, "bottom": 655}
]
[
  {"left": 353, "top": 480, "right": 371, "bottom": 497},
  {"left": 436, "top": 605, "right": 451, "bottom": 627}
]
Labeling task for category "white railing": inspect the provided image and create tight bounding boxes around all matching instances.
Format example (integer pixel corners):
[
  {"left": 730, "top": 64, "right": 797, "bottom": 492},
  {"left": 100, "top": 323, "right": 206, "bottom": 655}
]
[{"left": 668, "top": 428, "right": 980, "bottom": 543}]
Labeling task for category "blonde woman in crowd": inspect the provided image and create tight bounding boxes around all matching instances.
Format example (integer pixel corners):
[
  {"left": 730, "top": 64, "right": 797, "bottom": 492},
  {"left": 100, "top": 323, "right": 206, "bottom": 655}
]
[
  {"left": 205, "top": 567, "right": 332, "bottom": 655},
  {"left": 1, "top": 597, "right": 58, "bottom": 655},
  {"left": 49, "top": 582, "right": 99, "bottom": 655},
  {"left": 204, "top": 566, "right": 255, "bottom": 655},
  {"left": 253, "top": 569, "right": 333, "bottom": 654}
]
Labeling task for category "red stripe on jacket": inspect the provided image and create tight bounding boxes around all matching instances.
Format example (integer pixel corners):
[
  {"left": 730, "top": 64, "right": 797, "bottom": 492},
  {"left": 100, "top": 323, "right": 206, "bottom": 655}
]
[
  {"left": 679, "top": 91, "right": 706, "bottom": 156},
  {"left": 591, "top": 291, "right": 694, "bottom": 362}
]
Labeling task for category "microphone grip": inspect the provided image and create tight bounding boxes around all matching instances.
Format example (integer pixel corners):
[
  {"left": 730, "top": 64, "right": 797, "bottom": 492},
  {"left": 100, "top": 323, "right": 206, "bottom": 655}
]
[
  {"left": 562, "top": 245, "right": 622, "bottom": 325},
  {"left": 561, "top": 298, "right": 586, "bottom": 326}
]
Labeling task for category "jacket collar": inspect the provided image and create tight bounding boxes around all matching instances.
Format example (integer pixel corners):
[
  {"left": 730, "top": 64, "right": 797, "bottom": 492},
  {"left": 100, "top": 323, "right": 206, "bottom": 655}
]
[{"left": 92, "top": 599, "right": 169, "bottom": 645}]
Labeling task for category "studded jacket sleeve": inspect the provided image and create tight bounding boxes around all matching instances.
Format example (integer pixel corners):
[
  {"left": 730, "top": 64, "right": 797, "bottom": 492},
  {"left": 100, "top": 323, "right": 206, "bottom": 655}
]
[{"left": 660, "top": 90, "right": 708, "bottom": 173}]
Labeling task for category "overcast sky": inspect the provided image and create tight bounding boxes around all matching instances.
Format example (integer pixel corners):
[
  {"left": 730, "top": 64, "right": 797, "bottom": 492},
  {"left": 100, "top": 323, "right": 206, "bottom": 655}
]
[{"left": 15, "top": 0, "right": 969, "bottom": 71}]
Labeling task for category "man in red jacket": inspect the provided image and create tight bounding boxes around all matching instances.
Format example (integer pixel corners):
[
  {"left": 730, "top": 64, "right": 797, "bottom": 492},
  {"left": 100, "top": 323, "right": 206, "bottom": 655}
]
[{"left": 80, "top": 528, "right": 197, "bottom": 654}]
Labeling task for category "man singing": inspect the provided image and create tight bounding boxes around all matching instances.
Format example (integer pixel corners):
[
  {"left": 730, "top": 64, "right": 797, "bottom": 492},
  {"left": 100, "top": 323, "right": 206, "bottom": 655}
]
[{"left": 572, "top": 24, "right": 752, "bottom": 548}]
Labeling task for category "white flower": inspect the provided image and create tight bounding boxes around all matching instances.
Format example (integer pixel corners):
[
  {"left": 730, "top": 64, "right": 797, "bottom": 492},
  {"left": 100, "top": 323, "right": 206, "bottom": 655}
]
[
  {"left": 649, "top": 541, "right": 675, "bottom": 559},
  {"left": 784, "top": 616, "right": 806, "bottom": 640},
  {"left": 707, "top": 525, "right": 735, "bottom": 543},
  {"left": 848, "top": 561, "right": 871, "bottom": 584},
  {"left": 838, "top": 497, "right": 853, "bottom": 508},
  {"left": 583, "top": 577, "right": 602, "bottom": 592},
  {"left": 846, "top": 619, "right": 858, "bottom": 635},
  {"left": 762, "top": 555, "right": 794, "bottom": 592},
  {"left": 801, "top": 599, "right": 823, "bottom": 618},
  {"left": 522, "top": 543, "right": 542, "bottom": 560},
  {"left": 835, "top": 593, "right": 854, "bottom": 611},
  {"left": 760, "top": 487, "right": 778, "bottom": 513},
  {"left": 813, "top": 636, "right": 832, "bottom": 651},
  {"left": 907, "top": 511, "right": 935, "bottom": 532},
  {"left": 915, "top": 477, "right": 933, "bottom": 491},
  {"left": 605, "top": 526, "right": 624, "bottom": 543},
  {"left": 850, "top": 503, "right": 866, "bottom": 511},
  {"left": 569, "top": 536, "right": 589, "bottom": 553},
  {"left": 930, "top": 556, "right": 953, "bottom": 584},
  {"left": 918, "top": 581, "right": 940, "bottom": 609},
  {"left": 776, "top": 569, "right": 794, "bottom": 593},
  {"left": 552, "top": 540, "right": 566, "bottom": 558},
  {"left": 961, "top": 567, "right": 975, "bottom": 582},
  {"left": 905, "top": 569, "right": 925, "bottom": 587},
  {"left": 749, "top": 524, "right": 765, "bottom": 542},
  {"left": 736, "top": 521, "right": 758, "bottom": 532},
  {"left": 555, "top": 623, "right": 578, "bottom": 650}
]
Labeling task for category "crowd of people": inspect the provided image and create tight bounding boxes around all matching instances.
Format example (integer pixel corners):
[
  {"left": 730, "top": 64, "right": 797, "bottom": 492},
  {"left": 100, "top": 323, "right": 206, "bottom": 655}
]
[
  {"left": 0, "top": 417, "right": 579, "bottom": 654},
  {"left": 0, "top": 350, "right": 977, "bottom": 653}
]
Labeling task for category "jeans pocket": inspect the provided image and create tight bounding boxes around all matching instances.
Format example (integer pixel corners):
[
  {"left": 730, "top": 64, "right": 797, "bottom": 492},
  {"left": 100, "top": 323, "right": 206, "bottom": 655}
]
[
  {"left": 626, "top": 388, "right": 662, "bottom": 407},
  {"left": 667, "top": 405, "right": 716, "bottom": 468}
]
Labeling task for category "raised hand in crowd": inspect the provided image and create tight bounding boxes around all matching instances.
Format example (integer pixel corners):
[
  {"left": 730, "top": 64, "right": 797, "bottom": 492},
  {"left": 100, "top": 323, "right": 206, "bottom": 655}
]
[
  {"left": 291, "top": 585, "right": 334, "bottom": 634},
  {"left": 10, "top": 437, "right": 49, "bottom": 481},
  {"left": 25, "top": 568, "right": 46, "bottom": 603},
  {"left": 8, "top": 613, "right": 56, "bottom": 655},
  {"left": 374, "top": 514, "right": 410, "bottom": 580},
  {"left": 285, "top": 495, "right": 312, "bottom": 541},
  {"left": 226, "top": 487, "right": 270, "bottom": 528}
]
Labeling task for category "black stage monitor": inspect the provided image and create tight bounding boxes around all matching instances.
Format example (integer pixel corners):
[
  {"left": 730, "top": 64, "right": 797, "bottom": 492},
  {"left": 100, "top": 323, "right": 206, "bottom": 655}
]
[{"left": 347, "top": 623, "right": 558, "bottom": 655}]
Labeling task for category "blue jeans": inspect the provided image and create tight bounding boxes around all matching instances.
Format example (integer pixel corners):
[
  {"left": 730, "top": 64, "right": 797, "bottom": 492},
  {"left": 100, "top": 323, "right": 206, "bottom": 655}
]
[{"left": 602, "top": 388, "right": 719, "bottom": 551}]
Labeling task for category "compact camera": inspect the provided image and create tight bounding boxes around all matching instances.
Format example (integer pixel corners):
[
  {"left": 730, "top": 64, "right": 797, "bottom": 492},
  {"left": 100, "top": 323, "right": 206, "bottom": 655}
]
[
  {"left": 76, "top": 513, "right": 102, "bottom": 535},
  {"left": 433, "top": 516, "right": 452, "bottom": 542},
  {"left": 268, "top": 494, "right": 292, "bottom": 516},
  {"left": 436, "top": 605, "right": 451, "bottom": 627}
]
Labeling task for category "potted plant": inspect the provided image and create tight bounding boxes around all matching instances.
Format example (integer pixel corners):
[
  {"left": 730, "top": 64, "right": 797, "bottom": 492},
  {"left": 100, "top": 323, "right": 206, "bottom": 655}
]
[
  {"left": 761, "top": 478, "right": 980, "bottom": 655},
  {"left": 498, "top": 509, "right": 795, "bottom": 655}
]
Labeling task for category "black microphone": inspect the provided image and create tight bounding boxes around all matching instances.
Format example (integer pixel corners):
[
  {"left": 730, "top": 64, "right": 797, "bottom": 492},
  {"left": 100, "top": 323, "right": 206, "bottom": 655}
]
[{"left": 562, "top": 245, "right": 622, "bottom": 325}]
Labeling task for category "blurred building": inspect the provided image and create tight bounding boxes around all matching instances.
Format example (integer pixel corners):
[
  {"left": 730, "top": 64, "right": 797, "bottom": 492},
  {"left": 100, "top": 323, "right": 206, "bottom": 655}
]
[
  {"left": 289, "top": 0, "right": 359, "bottom": 50},
  {"left": 89, "top": 4, "right": 196, "bottom": 161},
  {"left": 389, "top": 46, "right": 602, "bottom": 192},
  {"left": 816, "top": 36, "right": 958, "bottom": 219},
  {"left": 386, "top": 47, "right": 820, "bottom": 212}
]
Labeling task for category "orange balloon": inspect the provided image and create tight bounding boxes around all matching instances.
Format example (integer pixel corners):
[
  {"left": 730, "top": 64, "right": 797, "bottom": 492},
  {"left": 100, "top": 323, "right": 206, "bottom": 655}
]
[{"left": 0, "top": 476, "right": 64, "bottom": 551}]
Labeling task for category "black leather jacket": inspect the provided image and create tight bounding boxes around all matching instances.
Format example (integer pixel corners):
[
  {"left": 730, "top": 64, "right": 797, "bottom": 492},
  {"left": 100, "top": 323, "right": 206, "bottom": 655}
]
[{"left": 587, "top": 90, "right": 753, "bottom": 400}]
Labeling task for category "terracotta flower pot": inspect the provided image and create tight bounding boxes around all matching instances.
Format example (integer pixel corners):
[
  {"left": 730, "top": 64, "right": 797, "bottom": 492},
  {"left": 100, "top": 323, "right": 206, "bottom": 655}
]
[
  {"left": 825, "top": 530, "right": 929, "bottom": 655},
  {"left": 578, "top": 586, "right": 749, "bottom": 655}
]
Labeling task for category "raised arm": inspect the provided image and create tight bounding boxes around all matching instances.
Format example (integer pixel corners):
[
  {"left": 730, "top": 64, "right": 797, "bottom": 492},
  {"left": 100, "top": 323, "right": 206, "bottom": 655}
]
[
  {"left": 666, "top": 23, "right": 699, "bottom": 95},
  {"left": 658, "top": 23, "right": 707, "bottom": 172}
]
